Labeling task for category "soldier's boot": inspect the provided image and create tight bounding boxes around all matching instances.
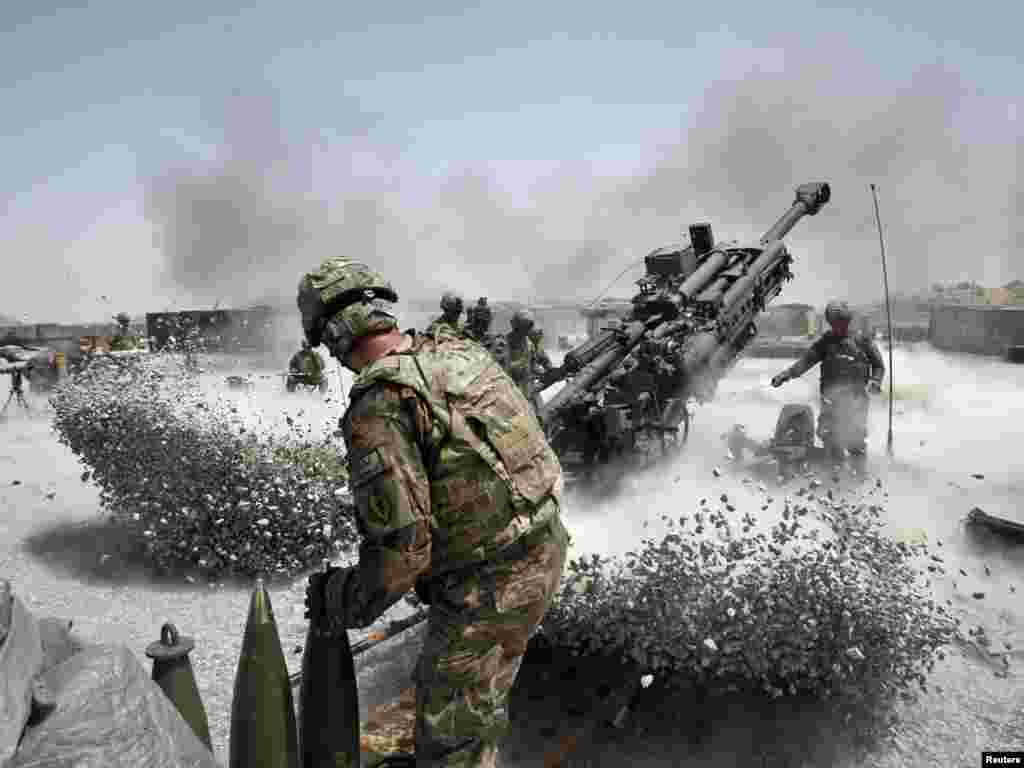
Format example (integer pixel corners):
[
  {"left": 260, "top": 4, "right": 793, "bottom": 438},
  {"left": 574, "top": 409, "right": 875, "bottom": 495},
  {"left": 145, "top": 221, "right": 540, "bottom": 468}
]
[{"left": 823, "top": 441, "right": 845, "bottom": 474}]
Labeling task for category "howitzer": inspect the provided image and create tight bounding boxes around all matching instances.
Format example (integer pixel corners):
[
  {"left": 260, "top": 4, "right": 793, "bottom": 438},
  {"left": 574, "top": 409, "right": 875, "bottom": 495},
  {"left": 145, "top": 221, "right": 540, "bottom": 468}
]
[{"left": 539, "top": 183, "right": 831, "bottom": 474}]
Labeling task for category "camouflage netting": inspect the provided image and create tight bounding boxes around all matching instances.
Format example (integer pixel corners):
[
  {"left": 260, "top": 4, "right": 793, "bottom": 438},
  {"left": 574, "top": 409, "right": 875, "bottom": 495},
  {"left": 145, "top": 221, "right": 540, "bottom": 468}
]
[
  {"left": 50, "top": 345, "right": 358, "bottom": 580},
  {"left": 542, "top": 480, "right": 959, "bottom": 707}
]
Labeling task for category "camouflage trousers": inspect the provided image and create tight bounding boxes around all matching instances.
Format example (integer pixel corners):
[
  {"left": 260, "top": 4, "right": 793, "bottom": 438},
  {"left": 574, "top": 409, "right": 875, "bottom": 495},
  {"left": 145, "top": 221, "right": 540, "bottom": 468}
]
[
  {"left": 413, "top": 513, "right": 569, "bottom": 768},
  {"left": 817, "top": 388, "right": 869, "bottom": 461}
]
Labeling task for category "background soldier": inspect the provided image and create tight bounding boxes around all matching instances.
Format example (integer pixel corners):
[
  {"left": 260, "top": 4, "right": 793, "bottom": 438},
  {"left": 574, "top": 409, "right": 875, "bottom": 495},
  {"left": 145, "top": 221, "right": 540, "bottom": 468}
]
[
  {"left": 110, "top": 312, "right": 136, "bottom": 352},
  {"left": 528, "top": 327, "right": 552, "bottom": 414},
  {"left": 464, "top": 297, "right": 492, "bottom": 342},
  {"left": 771, "top": 300, "right": 885, "bottom": 472},
  {"left": 298, "top": 258, "right": 568, "bottom": 768},
  {"left": 425, "top": 291, "right": 465, "bottom": 339},
  {"left": 504, "top": 309, "right": 539, "bottom": 410},
  {"left": 287, "top": 339, "right": 327, "bottom": 393}
]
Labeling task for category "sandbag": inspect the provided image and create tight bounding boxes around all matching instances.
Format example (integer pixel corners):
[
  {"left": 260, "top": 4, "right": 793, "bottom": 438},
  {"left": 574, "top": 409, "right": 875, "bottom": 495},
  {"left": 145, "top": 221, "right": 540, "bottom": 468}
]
[
  {"left": 9, "top": 644, "right": 218, "bottom": 768},
  {"left": 0, "top": 595, "right": 44, "bottom": 765}
]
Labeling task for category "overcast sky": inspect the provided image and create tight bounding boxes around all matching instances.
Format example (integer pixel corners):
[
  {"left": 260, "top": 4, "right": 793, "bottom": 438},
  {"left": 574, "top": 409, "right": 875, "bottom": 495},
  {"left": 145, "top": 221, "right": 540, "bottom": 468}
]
[{"left": 2, "top": 1, "right": 1021, "bottom": 323}]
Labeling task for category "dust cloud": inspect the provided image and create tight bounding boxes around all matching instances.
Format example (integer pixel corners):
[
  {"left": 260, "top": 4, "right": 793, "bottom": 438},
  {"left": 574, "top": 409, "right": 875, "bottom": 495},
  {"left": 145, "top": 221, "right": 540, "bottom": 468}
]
[
  {"left": 144, "top": 40, "right": 1020, "bottom": 313},
  {"left": 559, "top": 341, "right": 1024, "bottom": 567}
]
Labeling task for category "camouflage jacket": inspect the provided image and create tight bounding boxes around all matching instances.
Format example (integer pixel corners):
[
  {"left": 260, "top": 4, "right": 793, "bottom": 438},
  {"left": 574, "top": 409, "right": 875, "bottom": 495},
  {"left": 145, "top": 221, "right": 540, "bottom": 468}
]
[
  {"left": 338, "top": 332, "right": 563, "bottom": 626},
  {"left": 504, "top": 332, "right": 534, "bottom": 397},
  {"left": 423, "top": 315, "right": 465, "bottom": 339},
  {"left": 531, "top": 338, "right": 552, "bottom": 375},
  {"left": 785, "top": 331, "right": 885, "bottom": 393},
  {"left": 289, "top": 350, "right": 325, "bottom": 381}
]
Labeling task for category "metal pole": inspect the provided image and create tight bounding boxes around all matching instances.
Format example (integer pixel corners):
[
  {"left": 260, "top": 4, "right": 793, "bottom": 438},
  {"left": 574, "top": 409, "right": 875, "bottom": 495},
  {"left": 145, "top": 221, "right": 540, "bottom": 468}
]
[{"left": 870, "top": 184, "right": 895, "bottom": 457}]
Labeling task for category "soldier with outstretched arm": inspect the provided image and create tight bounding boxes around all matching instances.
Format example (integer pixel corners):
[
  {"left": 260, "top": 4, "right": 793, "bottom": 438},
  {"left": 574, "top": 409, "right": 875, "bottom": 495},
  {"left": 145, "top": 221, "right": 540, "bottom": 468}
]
[
  {"left": 771, "top": 300, "right": 885, "bottom": 472},
  {"left": 298, "top": 259, "right": 568, "bottom": 768}
]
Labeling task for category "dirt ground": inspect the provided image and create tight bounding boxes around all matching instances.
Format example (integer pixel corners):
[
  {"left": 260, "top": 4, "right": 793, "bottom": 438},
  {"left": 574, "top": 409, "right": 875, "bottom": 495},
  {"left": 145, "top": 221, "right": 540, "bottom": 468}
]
[{"left": 2, "top": 343, "right": 1023, "bottom": 767}]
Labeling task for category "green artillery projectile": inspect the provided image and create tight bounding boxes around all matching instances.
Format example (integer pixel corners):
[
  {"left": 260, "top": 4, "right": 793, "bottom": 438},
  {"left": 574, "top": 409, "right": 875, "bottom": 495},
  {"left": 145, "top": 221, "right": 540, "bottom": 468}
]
[
  {"left": 299, "top": 560, "right": 360, "bottom": 768},
  {"left": 146, "top": 622, "right": 213, "bottom": 751},
  {"left": 230, "top": 578, "right": 300, "bottom": 768}
]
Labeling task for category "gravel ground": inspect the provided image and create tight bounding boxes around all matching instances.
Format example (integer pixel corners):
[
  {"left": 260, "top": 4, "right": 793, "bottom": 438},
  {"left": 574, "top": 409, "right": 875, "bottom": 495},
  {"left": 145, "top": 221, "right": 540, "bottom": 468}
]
[
  {"left": 0, "top": 382, "right": 422, "bottom": 768},
  {"left": 4, "top": 344, "right": 1024, "bottom": 767}
]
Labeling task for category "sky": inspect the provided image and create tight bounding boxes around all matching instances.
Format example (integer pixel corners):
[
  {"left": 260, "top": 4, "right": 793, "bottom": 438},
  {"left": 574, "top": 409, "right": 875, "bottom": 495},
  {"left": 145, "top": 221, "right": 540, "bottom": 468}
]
[{"left": 1, "top": 1, "right": 1021, "bottom": 323}]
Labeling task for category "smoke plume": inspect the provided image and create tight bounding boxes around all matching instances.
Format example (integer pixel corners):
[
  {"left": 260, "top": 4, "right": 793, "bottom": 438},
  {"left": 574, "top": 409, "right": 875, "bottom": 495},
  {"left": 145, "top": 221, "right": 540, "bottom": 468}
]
[{"left": 144, "top": 40, "right": 1021, "bottom": 310}]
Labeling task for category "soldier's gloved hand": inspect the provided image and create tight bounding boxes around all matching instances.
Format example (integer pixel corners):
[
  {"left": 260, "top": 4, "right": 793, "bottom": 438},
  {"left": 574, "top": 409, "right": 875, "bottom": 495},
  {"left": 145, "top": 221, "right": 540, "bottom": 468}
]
[
  {"left": 325, "top": 566, "right": 367, "bottom": 629},
  {"left": 868, "top": 380, "right": 883, "bottom": 395},
  {"left": 770, "top": 373, "right": 788, "bottom": 388},
  {"left": 304, "top": 565, "right": 342, "bottom": 628}
]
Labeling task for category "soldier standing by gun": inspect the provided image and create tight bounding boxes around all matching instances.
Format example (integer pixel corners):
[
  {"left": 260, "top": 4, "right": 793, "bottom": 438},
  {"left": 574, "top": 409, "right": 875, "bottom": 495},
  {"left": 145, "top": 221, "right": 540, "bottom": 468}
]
[
  {"left": 504, "top": 309, "right": 542, "bottom": 415},
  {"left": 770, "top": 300, "right": 885, "bottom": 473},
  {"left": 298, "top": 258, "right": 568, "bottom": 768},
  {"left": 425, "top": 292, "right": 466, "bottom": 339},
  {"left": 528, "top": 327, "right": 552, "bottom": 415}
]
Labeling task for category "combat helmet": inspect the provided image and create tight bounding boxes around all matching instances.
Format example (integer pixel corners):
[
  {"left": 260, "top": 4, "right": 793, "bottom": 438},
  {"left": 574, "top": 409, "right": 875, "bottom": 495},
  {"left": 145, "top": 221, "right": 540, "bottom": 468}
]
[
  {"left": 824, "top": 300, "right": 853, "bottom": 325},
  {"left": 297, "top": 258, "right": 399, "bottom": 360},
  {"left": 440, "top": 291, "right": 464, "bottom": 314},
  {"left": 510, "top": 308, "right": 535, "bottom": 332}
]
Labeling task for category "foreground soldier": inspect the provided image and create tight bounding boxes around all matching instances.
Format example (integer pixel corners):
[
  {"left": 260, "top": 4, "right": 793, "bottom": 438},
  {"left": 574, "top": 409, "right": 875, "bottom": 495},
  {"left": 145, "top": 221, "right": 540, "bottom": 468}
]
[
  {"left": 425, "top": 292, "right": 465, "bottom": 339},
  {"left": 771, "top": 300, "right": 885, "bottom": 472},
  {"left": 297, "top": 258, "right": 569, "bottom": 768}
]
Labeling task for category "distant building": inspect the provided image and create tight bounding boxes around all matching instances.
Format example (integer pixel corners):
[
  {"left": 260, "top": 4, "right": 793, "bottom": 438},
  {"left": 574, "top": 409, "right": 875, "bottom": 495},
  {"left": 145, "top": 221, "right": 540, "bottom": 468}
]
[
  {"left": 145, "top": 307, "right": 279, "bottom": 354},
  {"left": 579, "top": 299, "right": 632, "bottom": 339}
]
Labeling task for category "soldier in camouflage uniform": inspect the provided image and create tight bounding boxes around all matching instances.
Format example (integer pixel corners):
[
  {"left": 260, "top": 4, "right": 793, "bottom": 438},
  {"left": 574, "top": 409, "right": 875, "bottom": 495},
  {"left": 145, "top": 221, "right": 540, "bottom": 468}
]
[
  {"left": 503, "top": 309, "right": 538, "bottom": 406},
  {"left": 464, "top": 297, "right": 492, "bottom": 343},
  {"left": 288, "top": 339, "right": 327, "bottom": 393},
  {"left": 771, "top": 300, "right": 885, "bottom": 472},
  {"left": 298, "top": 258, "right": 569, "bottom": 768},
  {"left": 528, "top": 329, "right": 552, "bottom": 377},
  {"left": 425, "top": 292, "right": 466, "bottom": 339}
]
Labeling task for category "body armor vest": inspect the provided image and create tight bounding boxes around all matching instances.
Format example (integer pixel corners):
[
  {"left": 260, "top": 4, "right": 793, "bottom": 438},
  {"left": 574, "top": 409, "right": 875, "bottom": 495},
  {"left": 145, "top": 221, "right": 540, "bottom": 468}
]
[
  {"left": 347, "top": 335, "right": 562, "bottom": 572},
  {"left": 820, "top": 335, "right": 872, "bottom": 391}
]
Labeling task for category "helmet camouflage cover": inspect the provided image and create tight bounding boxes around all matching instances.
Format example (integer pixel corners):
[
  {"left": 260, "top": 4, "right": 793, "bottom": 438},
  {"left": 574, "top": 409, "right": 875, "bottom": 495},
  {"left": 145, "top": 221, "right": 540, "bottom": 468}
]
[
  {"left": 825, "top": 300, "right": 853, "bottom": 325},
  {"left": 440, "top": 291, "right": 464, "bottom": 313},
  {"left": 511, "top": 308, "right": 535, "bottom": 331},
  {"left": 296, "top": 258, "right": 399, "bottom": 357}
]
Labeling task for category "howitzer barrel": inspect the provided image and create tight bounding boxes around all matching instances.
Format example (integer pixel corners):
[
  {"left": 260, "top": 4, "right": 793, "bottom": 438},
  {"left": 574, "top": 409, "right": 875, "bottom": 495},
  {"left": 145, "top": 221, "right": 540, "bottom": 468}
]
[{"left": 759, "top": 183, "right": 830, "bottom": 244}]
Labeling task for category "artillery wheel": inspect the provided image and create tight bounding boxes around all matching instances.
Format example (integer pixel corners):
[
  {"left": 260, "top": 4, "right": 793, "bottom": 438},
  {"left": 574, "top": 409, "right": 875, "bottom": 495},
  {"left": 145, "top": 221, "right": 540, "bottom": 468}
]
[{"left": 658, "top": 408, "right": 691, "bottom": 459}]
